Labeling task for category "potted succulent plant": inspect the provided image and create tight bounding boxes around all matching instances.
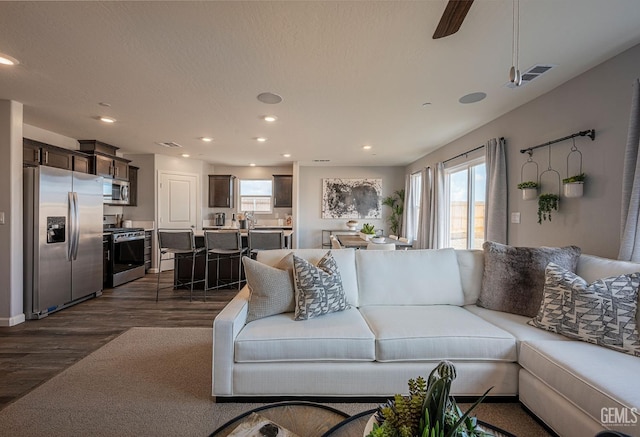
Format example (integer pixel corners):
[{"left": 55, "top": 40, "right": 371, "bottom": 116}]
[
  {"left": 365, "top": 361, "right": 492, "bottom": 437},
  {"left": 359, "top": 223, "right": 376, "bottom": 241},
  {"left": 562, "top": 173, "right": 585, "bottom": 198},
  {"left": 517, "top": 181, "right": 539, "bottom": 201},
  {"left": 537, "top": 193, "right": 559, "bottom": 224}
]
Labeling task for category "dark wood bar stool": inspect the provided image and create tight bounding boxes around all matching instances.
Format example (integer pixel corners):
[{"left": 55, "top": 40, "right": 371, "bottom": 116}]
[
  {"left": 156, "top": 229, "right": 205, "bottom": 302},
  {"left": 203, "top": 230, "right": 247, "bottom": 299}
]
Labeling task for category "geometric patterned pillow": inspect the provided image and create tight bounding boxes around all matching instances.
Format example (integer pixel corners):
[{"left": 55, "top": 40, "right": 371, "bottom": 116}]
[
  {"left": 529, "top": 262, "right": 640, "bottom": 356},
  {"left": 292, "top": 251, "right": 349, "bottom": 321}
]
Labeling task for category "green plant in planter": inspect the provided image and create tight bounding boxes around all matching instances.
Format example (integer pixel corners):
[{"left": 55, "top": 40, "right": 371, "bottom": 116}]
[
  {"left": 537, "top": 193, "right": 560, "bottom": 224},
  {"left": 562, "top": 173, "right": 586, "bottom": 184},
  {"left": 360, "top": 223, "right": 376, "bottom": 235},
  {"left": 517, "top": 181, "right": 538, "bottom": 189},
  {"left": 367, "top": 361, "right": 492, "bottom": 437},
  {"left": 382, "top": 189, "right": 405, "bottom": 236}
]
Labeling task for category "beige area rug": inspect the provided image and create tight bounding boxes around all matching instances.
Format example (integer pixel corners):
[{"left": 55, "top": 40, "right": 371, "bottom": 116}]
[{"left": 0, "top": 328, "right": 551, "bottom": 437}]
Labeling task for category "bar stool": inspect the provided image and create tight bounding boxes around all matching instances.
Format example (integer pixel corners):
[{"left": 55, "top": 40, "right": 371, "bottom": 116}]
[
  {"left": 203, "top": 230, "right": 247, "bottom": 298},
  {"left": 156, "top": 229, "right": 205, "bottom": 302},
  {"left": 248, "top": 229, "right": 285, "bottom": 259}
]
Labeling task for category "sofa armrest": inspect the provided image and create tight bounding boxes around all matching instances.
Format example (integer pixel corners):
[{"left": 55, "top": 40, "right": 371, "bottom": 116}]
[{"left": 212, "top": 286, "right": 250, "bottom": 396}]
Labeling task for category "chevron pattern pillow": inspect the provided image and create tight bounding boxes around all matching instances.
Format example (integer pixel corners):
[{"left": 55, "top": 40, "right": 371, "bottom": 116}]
[
  {"left": 292, "top": 252, "right": 349, "bottom": 320},
  {"left": 529, "top": 262, "right": 640, "bottom": 356}
]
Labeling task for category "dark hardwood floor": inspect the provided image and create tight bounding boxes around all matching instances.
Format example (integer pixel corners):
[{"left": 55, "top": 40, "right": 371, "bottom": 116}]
[{"left": 0, "top": 271, "right": 238, "bottom": 411}]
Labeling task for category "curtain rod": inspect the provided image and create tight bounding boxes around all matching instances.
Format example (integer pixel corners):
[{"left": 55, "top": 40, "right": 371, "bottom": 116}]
[
  {"left": 442, "top": 145, "right": 485, "bottom": 164},
  {"left": 519, "top": 129, "right": 595, "bottom": 154}
]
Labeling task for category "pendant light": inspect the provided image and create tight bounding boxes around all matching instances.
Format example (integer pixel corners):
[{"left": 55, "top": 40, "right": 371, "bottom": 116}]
[{"left": 509, "top": 0, "right": 522, "bottom": 86}]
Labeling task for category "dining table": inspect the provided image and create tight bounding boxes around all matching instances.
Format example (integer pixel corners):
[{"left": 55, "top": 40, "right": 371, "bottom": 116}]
[{"left": 336, "top": 234, "right": 412, "bottom": 249}]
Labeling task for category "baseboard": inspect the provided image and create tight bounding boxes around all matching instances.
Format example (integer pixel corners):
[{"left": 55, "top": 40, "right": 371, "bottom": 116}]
[{"left": 0, "top": 313, "right": 26, "bottom": 327}]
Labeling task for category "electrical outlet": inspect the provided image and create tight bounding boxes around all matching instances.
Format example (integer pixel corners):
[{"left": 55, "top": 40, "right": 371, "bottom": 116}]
[{"left": 511, "top": 212, "right": 521, "bottom": 224}]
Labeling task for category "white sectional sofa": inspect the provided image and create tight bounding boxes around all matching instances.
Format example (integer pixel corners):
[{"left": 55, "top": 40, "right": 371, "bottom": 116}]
[{"left": 212, "top": 248, "right": 640, "bottom": 437}]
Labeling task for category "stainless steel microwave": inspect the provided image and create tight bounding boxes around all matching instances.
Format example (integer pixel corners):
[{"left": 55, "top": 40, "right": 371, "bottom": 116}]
[{"left": 103, "top": 179, "right": 130, "bottom": 205}]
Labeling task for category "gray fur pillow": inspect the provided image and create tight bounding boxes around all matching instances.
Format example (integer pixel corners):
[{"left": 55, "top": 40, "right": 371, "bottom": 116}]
[{"left": 478, "top": 241, "right": 581, "bottom": 317}]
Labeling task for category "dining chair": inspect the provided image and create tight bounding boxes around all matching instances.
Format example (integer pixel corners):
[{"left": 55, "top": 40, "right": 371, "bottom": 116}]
[
  {"left": 366, "top": 242, "right": 396, "bottom": 251},
  {"left": 248, "top": 230, "right": 285, "bottom": 259},
  {"left": 203, "top": 230, "right": 247, "bottom": 298},
  {"left": 156, "top": 229, "right": 205, "bottom": 302}
]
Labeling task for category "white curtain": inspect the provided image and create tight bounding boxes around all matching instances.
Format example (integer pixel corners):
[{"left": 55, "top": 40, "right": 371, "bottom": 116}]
[
  {"left": 401, "top": 173, "right": 410, "bottom": 237},
  {"left": 416, "top": 163, "right": 445, "bottom": 249},
  {"left": 485, "top": 137, "right": 508, "bottom": 244},
  {"left": 403, "top": 172, "right": 422, "bottom": 241},
  {"left": 618, "top": 78, "right": 640, "bottom": 261}
]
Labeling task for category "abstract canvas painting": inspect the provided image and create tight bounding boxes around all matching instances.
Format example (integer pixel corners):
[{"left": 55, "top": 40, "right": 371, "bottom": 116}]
[{"left": 322, "top": 178, "right": 382, "bottom": 219}]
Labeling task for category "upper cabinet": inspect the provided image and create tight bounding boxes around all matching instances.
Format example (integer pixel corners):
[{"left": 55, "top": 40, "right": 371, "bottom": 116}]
[
  {"left": 23, "top": 138, "right": 90, "bottom": 173},
  {"left": 79, "top": 140, "right": 130, "bottom": 180},
  {"left": 208, "top": 175, "right": 235, "bottom": 208},
  {"left": 128, "top": 166, "right": 139, "bottom": 207},
  {"left": 273, "top": 174, "right": 293, "bottom": 208}
]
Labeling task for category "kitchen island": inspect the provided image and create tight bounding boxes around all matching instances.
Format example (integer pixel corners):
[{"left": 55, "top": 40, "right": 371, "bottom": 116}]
[{"left": 174, "top": 229, "right": 293, "bottom": 290}]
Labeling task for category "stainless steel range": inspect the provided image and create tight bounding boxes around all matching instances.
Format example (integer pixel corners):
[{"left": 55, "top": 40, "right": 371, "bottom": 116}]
[{"left": 103, "top": 227, "right": 146, "bottom": 287}]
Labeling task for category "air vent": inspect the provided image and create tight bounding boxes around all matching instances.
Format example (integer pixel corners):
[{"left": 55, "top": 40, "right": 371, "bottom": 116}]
[
  {"left": 505, "top": 64, "right": 556, "bottom": 88},
  {"left": 313, "top": 159, "right": 331, "bottom": 162},
  {"left": 155, "top": 141, "right": 183, "bottom": 148}
]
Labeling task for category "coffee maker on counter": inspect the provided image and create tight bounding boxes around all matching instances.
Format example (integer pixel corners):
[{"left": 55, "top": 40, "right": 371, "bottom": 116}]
[{"left": 214, "top": 212, "right": 226, "bottom": 226}]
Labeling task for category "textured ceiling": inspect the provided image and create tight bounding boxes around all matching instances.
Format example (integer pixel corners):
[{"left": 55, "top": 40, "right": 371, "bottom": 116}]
[{"left": 1, "top": 1, "right": 640, "bottom": 166}]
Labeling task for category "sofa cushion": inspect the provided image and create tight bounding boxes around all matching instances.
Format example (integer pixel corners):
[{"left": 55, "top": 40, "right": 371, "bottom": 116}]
[
  {"left": 464, "top": 305, "right": 570, "bottom": 352},
  {"left": 257, "top": 249, "right": 359, "bottom": 307},
  {"left": 293, "top": 253, "right": 349, "bottom": 320},
  {"left": 356, "top": 249, "right": 464, "bottom": 306},
  {"left": 234, "top": 307, "right": 375, "bottom": 362},
  {"left": 456, "top": 250, "right": 484, "bottom": 305},
  {"left": 519, "top": 340, "right": 640, "bottom": 429},
  {"left": 478, "top": 242, "right": 581, "bottom": 317},
  {"left": 243, "top": 255, "right": 295, "bottom": 322},
  {"left": 360, "top": 306, "right": 517, "bottom": 362}
]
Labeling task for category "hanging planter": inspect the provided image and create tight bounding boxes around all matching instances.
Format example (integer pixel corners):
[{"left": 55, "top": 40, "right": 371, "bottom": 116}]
[
  {"left": 563, "top": 173, "right": 585, "bottom": 198},
  {"left": 519, "top": 152, "right": 539, "bottom": 201},
  {"left": 517, "top": 181, "right": 539, "bottom": 200},
  {"left": 538, "top": 193, "right": 560, "bottom": 224}
]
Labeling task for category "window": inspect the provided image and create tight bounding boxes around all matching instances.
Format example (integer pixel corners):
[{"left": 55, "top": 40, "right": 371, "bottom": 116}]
[
  {"left": 444, "top": 158, "right": 486, "bottom": 250},
  {"left": 405, "top": 172, "right": 422, "bottom": 240},
  {"left": 239, "top": 179, "right": 273, "bottom": 213}
]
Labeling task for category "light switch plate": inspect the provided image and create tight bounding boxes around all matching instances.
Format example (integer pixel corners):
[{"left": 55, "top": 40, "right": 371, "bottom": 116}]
[{"left": 511, "top": 212, "right": 521, "bottom": 224}]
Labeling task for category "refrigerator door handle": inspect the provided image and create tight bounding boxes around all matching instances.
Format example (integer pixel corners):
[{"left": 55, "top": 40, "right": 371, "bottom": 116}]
[
  {"left": 68, "top": 192, "right": 75, "bottom": 260},
  {"left": 72, "top": 192, "right": 80, "bottom": 260}
]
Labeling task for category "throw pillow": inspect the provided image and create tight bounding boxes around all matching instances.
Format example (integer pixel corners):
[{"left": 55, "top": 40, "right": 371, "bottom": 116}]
[
  {"left": 529, "top": 263, "right": 640, "bottom": 357},
  {"left": 292, "top": 252, "right": 349, "bottom": 320},
  {"left": 478, "top": 241, "right": 581, "bottom": 317},
  {"left": 242, "top": 256, "right": 295, "bottom": 323}
]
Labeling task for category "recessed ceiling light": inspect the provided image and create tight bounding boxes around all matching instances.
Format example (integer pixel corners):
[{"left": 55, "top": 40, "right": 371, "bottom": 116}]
[
  {"left": 459, "top": 92, "right": 487, "bottom": 104},
  {"left": 257, "top": 92, "right": 283, "bottom": 104},
  {"left": 263, "top": 115, "right": 277, "bottom": 122},
  {"left": 249, "top": 163, "right": 256, "bottom": 167},
  {"left": 256, "top": 137, "right": 267, "bottom": 142},
  {"left": 181, "top": 153, "right": 190, "bottom": 158},
  {"left": 362, "top": 145, "right": 372, "bottom": 150},
  {"left": 0, "top": 53, "right": 19, "bottom": 66},
  {"left": 99, "top": 116, "right": 116, "bottom": 123},
  {"left": 200, "top": 137, "right": 213, "bottom": 142},
  {"left": 282, "top": 153, "right": 291, "bottom": 158}
]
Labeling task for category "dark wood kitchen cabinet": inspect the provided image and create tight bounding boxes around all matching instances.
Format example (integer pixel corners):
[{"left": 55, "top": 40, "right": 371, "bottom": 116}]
[
  {"left": 144, "top": 230, "right": 152, "bottom": 272},
  {"left": 79, "top": 139, "right": 130, "bottom": 180},
  {"left": 23, "top": 138, "right": 90, "bottom": 173},
  {"left": 23, "top": 139, "right": 41, "bottom": 166},
  {"left": 72, "top": 154, "right": 90, "bottom": 173},
  {"left": 273, "top": 174, "right": 293, "bottom": 208},
  {"left": 208, "top": 175, "right": 235, "bottom": 208},
  {"left": 128, "top": 166, "right": 139, "bottom": 206}
]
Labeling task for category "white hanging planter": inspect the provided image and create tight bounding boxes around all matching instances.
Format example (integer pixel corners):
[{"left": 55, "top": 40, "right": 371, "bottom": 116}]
[
  {"left": 563, "top": 182, "right": 584, "bottom": 198},
  {"left": 521, "top": 188, "right": 538, "bottom": 201}
]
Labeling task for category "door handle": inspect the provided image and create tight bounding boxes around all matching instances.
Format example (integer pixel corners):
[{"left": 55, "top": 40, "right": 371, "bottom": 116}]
[
  {"left": 68, "top": 192, "right": 75, "bottom": 260},
  {"left": 72, "top": 192, "right": 80, "bottom": 260}
]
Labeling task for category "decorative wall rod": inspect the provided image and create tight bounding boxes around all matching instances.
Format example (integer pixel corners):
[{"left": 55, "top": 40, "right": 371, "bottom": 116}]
[{"left": 519, "top": 129, "right": 595, "bottom": 154}]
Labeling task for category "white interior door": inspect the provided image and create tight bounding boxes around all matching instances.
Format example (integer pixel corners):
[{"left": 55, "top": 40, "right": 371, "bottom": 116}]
[
  {"left": 158, "top": 171, "right": 199, "bottom": 272},
  {"left": 158, "top": 171, "right": 198, "bottom": 230}
]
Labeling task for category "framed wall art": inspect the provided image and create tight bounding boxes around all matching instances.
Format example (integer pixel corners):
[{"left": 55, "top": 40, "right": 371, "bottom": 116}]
[{"left": 322, "top": 178, "right": 382, "bottom": 219}]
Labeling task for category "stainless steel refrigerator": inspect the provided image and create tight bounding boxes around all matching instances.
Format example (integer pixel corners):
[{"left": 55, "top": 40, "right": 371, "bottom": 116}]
[{"left": 24, "top": 166, "right": 103, "bottom": 319}]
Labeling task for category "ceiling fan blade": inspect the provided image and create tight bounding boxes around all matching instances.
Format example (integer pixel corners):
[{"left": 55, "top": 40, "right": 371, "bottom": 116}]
[{"left": 433, "top": 0, "right": 474, "bottom": 39}]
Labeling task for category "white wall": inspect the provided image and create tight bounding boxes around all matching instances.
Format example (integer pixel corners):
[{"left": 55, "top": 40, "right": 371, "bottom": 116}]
[
  {"left": 0, "top": 101, "right": 24, "bottom": 326},
  {"left": 23, "top": 124, "right": 79, "bottom": 150},
  {"left": 407, "top": 43, "right": 640, "bottom": 259},
  {"left": 123, "top": 154, "right": 156, "bottom": 222},
  {"left": 297, "top": 166, "right": 405, "bottom": 248}
]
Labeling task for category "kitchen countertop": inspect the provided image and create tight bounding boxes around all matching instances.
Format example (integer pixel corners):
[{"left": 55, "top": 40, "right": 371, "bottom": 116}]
[{"left": 194, "top": 229, "right": 293, "bottom": 237}]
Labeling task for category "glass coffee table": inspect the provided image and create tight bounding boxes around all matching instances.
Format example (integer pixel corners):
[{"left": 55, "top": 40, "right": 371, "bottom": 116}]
[{"left": 209, "top": 402, "right": 517, "bottom": 437}]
